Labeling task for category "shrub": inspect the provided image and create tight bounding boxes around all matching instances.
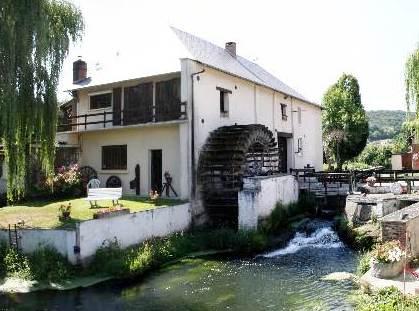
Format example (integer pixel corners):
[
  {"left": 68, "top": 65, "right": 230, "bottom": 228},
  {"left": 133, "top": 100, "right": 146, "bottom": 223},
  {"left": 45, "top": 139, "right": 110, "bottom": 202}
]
[
  {"left": 355, "top": 286, "right": 419, "bottom": 311},
  {"left": 357, "top": 252, "right": 372, "bottom": 276},
  {"left": 334, "top": 216, "right": 376, "bottom": 251},
  {"left": 49, "top": 164, "right": 81, "bottom": 198},
  {"left": 0, "top": 241, "right": 7, "bottom": 278},
  {"left": 29, "top": 247, "right": 72, "bottom": 282},
  {"left": 4, "top": 248, "right": 32, "bottom": 280}
]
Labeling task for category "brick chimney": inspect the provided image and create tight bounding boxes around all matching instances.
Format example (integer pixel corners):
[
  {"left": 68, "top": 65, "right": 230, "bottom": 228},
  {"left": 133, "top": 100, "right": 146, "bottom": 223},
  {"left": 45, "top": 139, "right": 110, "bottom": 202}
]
[
  {"left": 73, "top": 58, "right": 87, "bottom": 83},
  {"left": 225, "top": 42, "right": 236, "bottom": 58}
]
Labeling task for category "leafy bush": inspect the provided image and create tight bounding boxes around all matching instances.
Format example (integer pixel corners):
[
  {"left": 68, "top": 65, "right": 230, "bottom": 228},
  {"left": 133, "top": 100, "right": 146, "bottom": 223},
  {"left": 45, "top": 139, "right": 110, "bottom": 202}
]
[
  {"left": 355, "top": 286, "right": 419, "bottom": 311},
  {"left": 90, "top": 228, "right": 270, "bottom": 278},
  {"left": 334, "top": 216, "right": 376, "bottom": 251},
  {"left": 262, "top": 194, "right": 316, "bottom": 234},
  {"left": 0, "top": 241, "right": 7, "bottom": 278},
  {"left": 357, "top": 252, "right": 372, "bottom": 276},
  {"left": 29, "top": 247, "right": 72, "bottom": 282},
  {"left": 4, "top": 248, "right": 32, "bottom": 280},
  {"left": 50, "top": 164, "right": 81, "bottom": 197}
]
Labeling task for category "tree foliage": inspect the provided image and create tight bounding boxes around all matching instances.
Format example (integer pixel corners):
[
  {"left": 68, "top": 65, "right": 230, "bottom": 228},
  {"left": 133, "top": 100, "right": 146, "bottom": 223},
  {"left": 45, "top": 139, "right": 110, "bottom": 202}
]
[
  {"left": 322, "top": 74, "right": 369, "bottom": 170},
  {"left": 406, "top": 45, "right": 419, "bottom": 115},
  {"left": 367, "top": 110, "right": 413, "bottom": 141},
  {"left": 406, "top": 45, "right": 419, "bottom": 136},
  {"left": 0, "top": 0, "right": 83, "bottom": 200}
]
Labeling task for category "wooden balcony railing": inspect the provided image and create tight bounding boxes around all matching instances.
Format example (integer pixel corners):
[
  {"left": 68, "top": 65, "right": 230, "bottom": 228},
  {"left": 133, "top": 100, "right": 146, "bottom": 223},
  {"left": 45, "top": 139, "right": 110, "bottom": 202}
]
[{"left": 57, "top": 102, "right": 187, "bottom": 132}]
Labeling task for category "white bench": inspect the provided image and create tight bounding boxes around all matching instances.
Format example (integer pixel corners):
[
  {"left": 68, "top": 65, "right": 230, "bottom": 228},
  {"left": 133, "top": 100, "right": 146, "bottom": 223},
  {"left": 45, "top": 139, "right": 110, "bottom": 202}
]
[{"left": 85, "top": 187, "right": 122, "bottom": 208}]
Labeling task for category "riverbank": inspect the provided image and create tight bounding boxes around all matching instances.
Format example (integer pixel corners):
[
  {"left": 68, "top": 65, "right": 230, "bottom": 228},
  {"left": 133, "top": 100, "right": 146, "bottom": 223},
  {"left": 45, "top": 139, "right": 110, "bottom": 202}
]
[
  {"left": 0, "top": 220, "right": 358, "bottom": 310},
  {"left": 0, "top": 199, "right": 314, "bottom": 294}
]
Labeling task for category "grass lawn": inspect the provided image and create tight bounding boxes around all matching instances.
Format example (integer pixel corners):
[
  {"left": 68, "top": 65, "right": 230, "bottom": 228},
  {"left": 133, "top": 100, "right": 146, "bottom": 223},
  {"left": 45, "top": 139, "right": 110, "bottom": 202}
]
[{"left": 0, "top": 196, "right": 185, "bottom": 230}]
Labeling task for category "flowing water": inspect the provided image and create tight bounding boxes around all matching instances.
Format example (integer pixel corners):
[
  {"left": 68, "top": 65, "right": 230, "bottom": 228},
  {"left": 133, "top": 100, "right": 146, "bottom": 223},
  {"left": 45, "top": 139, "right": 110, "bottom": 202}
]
[{"left": 0, "top": 220, "right": 358, "bottom": 310}]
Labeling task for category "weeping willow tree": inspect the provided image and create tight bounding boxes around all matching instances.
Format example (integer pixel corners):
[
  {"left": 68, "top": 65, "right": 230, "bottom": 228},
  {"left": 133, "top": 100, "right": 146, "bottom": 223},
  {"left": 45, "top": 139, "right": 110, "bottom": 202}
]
[
  {"left": 0, "top": 0, "right": 83, "bottom": 201},
  {"left": 406, "top": 45, "right": 419, "bottom": 134}
]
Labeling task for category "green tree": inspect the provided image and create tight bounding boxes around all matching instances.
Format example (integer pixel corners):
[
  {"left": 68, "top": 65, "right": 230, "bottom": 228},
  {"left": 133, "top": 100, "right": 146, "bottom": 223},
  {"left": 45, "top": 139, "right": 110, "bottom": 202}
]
[
  {"left": 0, "top": 0, "right": 83, "bottom": 200},
  {"left": 406, "top": 45, "right": 419, "bottom": 132},
  {"left": 322, "top": 74, "right": 369, "bottom": 170}
]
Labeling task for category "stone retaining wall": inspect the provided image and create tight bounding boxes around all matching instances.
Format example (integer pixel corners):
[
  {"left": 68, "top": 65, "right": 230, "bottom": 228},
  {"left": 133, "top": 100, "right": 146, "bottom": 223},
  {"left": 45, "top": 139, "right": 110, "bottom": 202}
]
[{"left": 380, "top": 203, "right": 419, "bottom": 255}]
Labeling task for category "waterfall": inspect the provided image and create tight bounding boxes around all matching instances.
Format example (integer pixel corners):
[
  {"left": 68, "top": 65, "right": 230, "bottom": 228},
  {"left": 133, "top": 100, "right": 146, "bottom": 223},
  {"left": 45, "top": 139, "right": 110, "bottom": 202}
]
[{"left": 262, "top": 225, "right": 343, "bottom": 257}]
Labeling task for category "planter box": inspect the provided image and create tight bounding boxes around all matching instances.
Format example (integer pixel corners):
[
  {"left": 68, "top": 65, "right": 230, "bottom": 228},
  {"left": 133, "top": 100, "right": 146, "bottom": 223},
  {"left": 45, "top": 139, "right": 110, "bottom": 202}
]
[
  {"left": 371, "top": 260, "right": 404, "bottom": 279},
  {"left": 93, "top": 208, "right": 130, "bottom": 219}
]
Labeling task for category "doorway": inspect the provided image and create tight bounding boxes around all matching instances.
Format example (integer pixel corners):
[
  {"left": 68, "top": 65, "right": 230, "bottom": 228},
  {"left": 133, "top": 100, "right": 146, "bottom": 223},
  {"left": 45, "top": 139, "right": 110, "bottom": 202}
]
[
  {"left": 150, "top": 150, "right": 162, "bottom": 193},
  {"left": 278, "top": 136, "right": 288, "bottom": 173}
]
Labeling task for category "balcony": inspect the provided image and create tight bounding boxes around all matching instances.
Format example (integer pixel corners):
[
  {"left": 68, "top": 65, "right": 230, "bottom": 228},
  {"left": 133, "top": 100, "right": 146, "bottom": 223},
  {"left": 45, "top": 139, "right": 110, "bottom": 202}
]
[{"left": 57, "top": 102, "right": 187, "bottom": 133}]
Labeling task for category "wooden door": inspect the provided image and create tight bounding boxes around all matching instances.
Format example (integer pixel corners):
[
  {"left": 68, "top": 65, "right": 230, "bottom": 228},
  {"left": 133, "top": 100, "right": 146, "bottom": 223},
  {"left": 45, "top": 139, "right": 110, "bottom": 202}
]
[
  {"left": 151, "top": 150, "right": 162, "bottom": 193},
  {"left": 278, "top": 137, "right": 288, "bottom": 173}
]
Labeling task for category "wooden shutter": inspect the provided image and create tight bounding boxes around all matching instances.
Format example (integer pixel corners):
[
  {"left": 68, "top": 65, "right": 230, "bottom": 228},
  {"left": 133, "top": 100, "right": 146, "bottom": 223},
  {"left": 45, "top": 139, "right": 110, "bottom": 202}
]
[
  {"left": 113, "top": 87, "right": 122, "bottom": 126},
  {"left": 123, "top": 82, "right": 153, "bottom": 125},
  {"left": 155, "top": 78, "right": 180, "bottom": 122}
]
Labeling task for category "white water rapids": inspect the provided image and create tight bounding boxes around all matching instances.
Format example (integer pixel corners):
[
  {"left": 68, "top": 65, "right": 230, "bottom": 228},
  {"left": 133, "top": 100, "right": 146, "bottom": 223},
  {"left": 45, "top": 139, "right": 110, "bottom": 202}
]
[{"left": 262, "top": 226, "right": 344, "bottom": 257}]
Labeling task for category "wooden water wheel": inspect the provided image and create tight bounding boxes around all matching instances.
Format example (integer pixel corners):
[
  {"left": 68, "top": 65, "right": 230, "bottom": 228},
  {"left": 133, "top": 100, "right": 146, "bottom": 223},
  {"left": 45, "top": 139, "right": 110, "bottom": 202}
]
[{"left": 198, "top": 124, "right": 278, "bottom": 228}]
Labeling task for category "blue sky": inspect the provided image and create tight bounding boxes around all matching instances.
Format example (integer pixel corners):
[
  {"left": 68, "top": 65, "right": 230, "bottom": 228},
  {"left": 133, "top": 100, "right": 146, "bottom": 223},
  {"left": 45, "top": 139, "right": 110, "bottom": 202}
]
[{"left": 60, "top": 0, "right": 419, "bottom": 111}]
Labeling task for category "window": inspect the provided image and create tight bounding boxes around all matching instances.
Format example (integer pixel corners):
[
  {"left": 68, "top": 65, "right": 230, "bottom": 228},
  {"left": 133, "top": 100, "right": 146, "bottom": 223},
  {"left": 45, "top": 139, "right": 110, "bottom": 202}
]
[
  {"left": 89, "top": 93, "right": 112, "bottom": 110},
  {"left": 216, "top": 86, "right": 232, "bottom": 117},
  {"left": 297, "top": 107, "right": 302, "bottom": 124},
  {"left": 102, "top": 145, "right": 127, "bottom": 170},
  {"left": 297, "top": 137, "right": 303, "bottom": 153},
  {"left": 280, "top": 104, "right": 287, "bottom": 121}
]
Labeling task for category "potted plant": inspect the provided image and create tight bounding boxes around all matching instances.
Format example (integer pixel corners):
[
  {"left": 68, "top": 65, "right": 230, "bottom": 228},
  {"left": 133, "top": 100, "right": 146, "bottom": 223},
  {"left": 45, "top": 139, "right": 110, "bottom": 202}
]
[
  {"left": 58, "top": 202, "right": 72, "bottom": 221},
  {"left": 370, "top": 240, "right": 404, "bottom": 278}
]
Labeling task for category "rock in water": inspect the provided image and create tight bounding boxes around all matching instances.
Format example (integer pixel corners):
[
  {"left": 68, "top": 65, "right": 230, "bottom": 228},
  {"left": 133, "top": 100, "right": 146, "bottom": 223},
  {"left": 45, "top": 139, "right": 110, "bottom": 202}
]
[{"left": 321, "top": 272, "right": 356, "bottom": 282}]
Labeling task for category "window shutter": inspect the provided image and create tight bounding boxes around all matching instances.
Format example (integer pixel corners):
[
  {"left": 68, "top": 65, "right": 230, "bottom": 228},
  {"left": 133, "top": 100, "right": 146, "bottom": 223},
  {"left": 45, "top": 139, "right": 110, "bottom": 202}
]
[{"left": 113, "top": 87, "right": 122, "bottom": 126}]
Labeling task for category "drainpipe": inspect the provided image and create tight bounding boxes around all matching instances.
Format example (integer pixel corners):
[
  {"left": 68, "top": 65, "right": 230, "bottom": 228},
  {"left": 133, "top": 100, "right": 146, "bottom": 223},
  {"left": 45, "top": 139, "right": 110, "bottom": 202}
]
[
  {"left": 190, "top": 68, "right": 205, "bottom": 200},
  {"left": 290, "top": 96, "right": 296, "bottom": 171}
]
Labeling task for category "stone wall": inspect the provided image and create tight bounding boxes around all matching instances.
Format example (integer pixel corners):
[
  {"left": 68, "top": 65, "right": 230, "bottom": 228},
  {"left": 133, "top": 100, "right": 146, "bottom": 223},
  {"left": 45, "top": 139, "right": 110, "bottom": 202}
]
[
  {"left": 380, "top": 203, "right": 419, "bottom": 255},
  {"left": 238, "top": 175, "right": 299, "bottom": 230}
]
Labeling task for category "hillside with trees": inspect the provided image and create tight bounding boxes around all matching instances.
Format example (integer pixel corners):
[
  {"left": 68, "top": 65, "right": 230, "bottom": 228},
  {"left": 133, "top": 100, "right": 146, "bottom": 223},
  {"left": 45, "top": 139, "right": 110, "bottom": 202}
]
[{"left": 367, "top": 110, "right": 410, "bottom": 141}]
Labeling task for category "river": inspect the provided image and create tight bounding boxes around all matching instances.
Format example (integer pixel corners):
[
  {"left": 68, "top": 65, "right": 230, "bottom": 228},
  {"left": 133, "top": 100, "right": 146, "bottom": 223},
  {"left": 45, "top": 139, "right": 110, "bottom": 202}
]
[{"left": 0, "top": 220, "right": 358, "bottom": 310}]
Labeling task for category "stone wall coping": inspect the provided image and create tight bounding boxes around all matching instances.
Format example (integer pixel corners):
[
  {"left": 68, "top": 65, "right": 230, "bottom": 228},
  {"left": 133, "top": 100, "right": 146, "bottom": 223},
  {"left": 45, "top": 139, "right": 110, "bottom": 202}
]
[{"left": 380, "top": 202, "right": 419, "bottom": 223}]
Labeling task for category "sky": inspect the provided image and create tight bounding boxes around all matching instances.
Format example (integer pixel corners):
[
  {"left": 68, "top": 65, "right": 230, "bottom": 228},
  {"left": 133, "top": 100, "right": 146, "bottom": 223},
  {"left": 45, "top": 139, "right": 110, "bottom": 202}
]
[{"left": 60, "top": 0, "right": 419, "bottom": 111}]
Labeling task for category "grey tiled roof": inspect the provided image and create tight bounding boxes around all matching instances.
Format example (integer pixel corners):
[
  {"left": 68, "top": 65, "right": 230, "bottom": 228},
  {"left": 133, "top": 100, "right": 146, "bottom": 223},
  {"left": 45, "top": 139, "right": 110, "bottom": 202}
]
[{"left": 171, "top": 27, "right": 310, "bottom": 103}]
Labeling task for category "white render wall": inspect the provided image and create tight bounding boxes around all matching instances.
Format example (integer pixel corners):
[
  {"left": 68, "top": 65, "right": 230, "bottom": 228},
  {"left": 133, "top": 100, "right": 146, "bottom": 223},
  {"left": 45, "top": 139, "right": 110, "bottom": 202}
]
[
  {"left": 182, "top": 60, "right": 323, "bottom": 171},
  {"left": 0, "top": 229, "right": 77, "bottom": 264},
  {"left": 79, "top": 124, "right": 186, "bottom": 198},
  {"left": 238, "top": 175, "right": 299, "bottom": 230},
  {"left": 77, "top": 203, "right": 191, "bottom": 260}
]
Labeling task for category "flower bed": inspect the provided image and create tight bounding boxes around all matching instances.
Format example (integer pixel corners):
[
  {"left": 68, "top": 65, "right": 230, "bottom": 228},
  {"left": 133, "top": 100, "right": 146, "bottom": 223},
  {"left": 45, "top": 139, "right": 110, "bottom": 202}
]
[{"left": 93, "top": 208, "right": 130, "bottom": 220}]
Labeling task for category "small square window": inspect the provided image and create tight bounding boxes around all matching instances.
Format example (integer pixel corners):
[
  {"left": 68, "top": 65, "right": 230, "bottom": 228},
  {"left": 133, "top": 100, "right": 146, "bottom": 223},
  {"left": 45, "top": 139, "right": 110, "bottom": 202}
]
[
  {"left": 280, "top": 104, "right": 287, "bottom": 121},
  {"left": 102, "top": 145, "right": 127, "bottom": 170},
  {"left": 297, "top": 137, "right": 303, "bottom": 153},
  {"left": 90, "top": 93, "right": 112, "bottom": 110},
  {"left": 216, "top": 86, "right": 232, "bottom": 117}
]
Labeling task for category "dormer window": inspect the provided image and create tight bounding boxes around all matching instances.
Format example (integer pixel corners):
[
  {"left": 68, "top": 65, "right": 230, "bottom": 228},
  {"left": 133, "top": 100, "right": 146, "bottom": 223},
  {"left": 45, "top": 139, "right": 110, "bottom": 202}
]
[
  {"left": 216, "top": 86, "right": 232, "bottom": 117},
  {"left": 89, "top": 92, "right": 112, "bottom": 110},
  {"left": 280, "top": 104, "right": 287, "bottom": 121}
]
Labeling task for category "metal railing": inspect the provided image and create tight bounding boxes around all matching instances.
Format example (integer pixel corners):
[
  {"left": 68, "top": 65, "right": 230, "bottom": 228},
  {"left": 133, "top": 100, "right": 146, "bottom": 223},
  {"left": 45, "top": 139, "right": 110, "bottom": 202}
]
[{"left": 57, "top": 101, "right": 187, "bottom": 132}]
